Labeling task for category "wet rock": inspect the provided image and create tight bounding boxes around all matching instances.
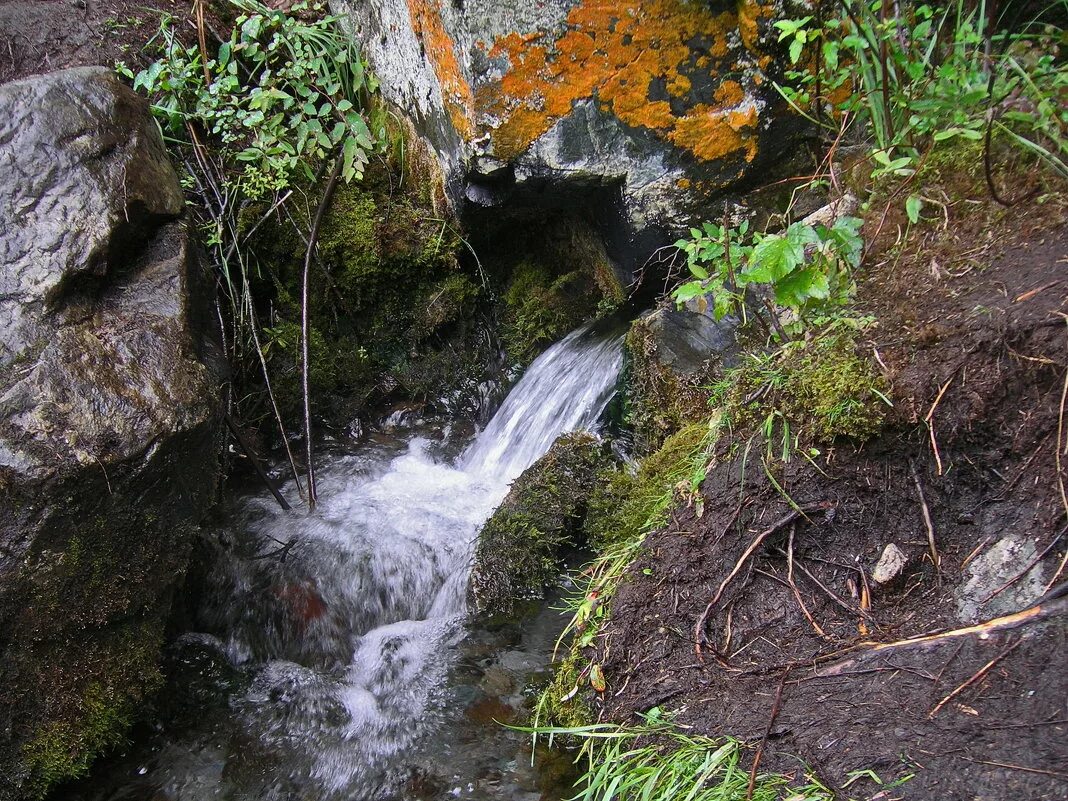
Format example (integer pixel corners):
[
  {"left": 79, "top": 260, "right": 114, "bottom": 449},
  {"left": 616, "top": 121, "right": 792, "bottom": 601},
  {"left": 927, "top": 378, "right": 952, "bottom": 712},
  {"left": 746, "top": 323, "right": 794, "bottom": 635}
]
[
  {"left": 623, "top": 301, "right": 743, "bottom": 454},
  {"left": 872, "top": 543, "right": 908, "bottom": 585},
  {"left": 0, "top": 67, "right": 221, "bottom": 797},
  {"left": 956, "top": 536, "right": 1048, "bottom": 624},
  {"left": 468, "top": 432, "right": 602, "bottom": 622},
  {"left": 336, "top": 0, "right": 806, "bottom": 255}
]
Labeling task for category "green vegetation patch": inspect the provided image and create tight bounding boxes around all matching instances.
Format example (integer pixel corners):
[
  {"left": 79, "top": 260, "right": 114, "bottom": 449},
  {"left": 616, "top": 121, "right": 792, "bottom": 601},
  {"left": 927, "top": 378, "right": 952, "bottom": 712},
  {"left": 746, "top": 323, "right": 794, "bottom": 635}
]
[
  {"left": 710, "top": 331, "right": 890, "bottom": 454},
  {"left": 522, "top": 710, "right": 833, "bottom": 801}
]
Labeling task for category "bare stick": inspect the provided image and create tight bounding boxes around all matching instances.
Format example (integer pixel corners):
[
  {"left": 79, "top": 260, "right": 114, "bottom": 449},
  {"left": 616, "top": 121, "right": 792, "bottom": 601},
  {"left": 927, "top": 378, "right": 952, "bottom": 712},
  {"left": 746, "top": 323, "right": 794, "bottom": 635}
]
[
  {"left": 225, "top": 414, "right": 291, "bottom": 511},
  {"left": 815, "top": 591, "right": 1068, "bottom": 678},
  {"left": 910, "top": 459, "right": 940, "bottom": 573},
  {"left": 928, "top": 640, "right": 1021, "bottom": 718},
  {"left": 793, "top": 559, "right": 873, "bottom": 621},
  {"left": 788, "top": 526, "right": 827, "bottom": 638},
  {"left": 1048, "top": 362, "right": 1068, "bottom": 590},
  {"left": 925, "top": 375, "right": 955, "bottom": 475},
  {"left": 695, "top": 502, "right": 832, "bottom": 656},
  {"left": 301, "top": 154, "right": 344, "bottom": 509},
  {"left": 746, "top": 667, "right": 790, "bottom": 801}
]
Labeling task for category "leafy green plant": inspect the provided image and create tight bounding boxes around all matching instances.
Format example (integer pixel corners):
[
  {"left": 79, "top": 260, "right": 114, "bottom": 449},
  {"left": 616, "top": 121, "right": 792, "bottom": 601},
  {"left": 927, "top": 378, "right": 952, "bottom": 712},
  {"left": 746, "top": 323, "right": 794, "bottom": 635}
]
[
  {"left": 122, "top": 0, "right": 378, "bottom": 193},
  {"left": 672, "top": 217, "right": 863, "bottom": 337},
  {"left": 119, "top": 0, "right": 386, "bottom": 505},
  {"left": 519, "top": 709, "right": 833, "bottom": 801},
  {"left": 774, "top": 0, "right": 1068, "bottom": 182}
]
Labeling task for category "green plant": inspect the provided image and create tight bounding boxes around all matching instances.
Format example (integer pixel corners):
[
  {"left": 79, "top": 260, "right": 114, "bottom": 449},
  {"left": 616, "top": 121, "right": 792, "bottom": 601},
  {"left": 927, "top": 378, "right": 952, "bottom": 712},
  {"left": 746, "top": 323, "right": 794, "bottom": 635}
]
[
  {"left": 123, "top": 0, "right": 378, "bottom": 193},
  {"left": 519, "top": 709, "right": 833, "bottom": 801},
  {"left": 119, "top": 0, "right": 386, "bottom": 503},
  {"left": 672, "top": 217, "right": 863, "bottom": 337},
  {"left": 775, "top": 1, "right": 1068, "bottom": 186}
]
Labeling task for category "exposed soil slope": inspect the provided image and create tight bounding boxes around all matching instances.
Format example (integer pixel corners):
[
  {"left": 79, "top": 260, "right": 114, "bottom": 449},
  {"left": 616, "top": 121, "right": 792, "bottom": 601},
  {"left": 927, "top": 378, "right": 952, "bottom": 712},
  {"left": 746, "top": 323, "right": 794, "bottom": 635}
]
[{"left": 594, "top": 171, "right": 1068, "bottom": 799}]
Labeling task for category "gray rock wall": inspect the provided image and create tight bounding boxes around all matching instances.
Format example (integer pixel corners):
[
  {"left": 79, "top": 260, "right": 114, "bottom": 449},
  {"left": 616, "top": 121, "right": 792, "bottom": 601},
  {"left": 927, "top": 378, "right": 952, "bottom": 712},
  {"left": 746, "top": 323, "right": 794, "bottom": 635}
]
[
  {"left": 0, "top": 67, "right": 222, "bottom": 798},
  {"left": 333, "top": 0, "right": 803, "bottom": 243}
]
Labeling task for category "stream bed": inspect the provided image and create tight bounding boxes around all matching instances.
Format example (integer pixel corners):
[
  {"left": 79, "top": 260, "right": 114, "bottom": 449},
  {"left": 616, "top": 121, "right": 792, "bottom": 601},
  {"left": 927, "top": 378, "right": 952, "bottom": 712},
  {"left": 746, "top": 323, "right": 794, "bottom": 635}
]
[{"left": 62, "top": 325, "right": 624, "bottom": 801}]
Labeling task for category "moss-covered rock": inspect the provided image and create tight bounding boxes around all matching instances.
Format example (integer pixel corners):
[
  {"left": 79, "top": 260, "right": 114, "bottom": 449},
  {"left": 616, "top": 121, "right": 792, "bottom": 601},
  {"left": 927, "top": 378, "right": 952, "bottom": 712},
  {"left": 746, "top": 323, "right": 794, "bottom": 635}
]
[
  {"left": 711, "top": 332, "right": 889, "bottom": 444},
  {"left": 622, "top": 302, "right": 743, "bottom": 456},
  {"left": 498, "top": 217, "right": 624, "bottom": 366},
  {"left": 469, "top": 433, "right": 604, "bottom": 622},
  {"left": 585, "top": 422, "right": 710, "bottom": 552}
]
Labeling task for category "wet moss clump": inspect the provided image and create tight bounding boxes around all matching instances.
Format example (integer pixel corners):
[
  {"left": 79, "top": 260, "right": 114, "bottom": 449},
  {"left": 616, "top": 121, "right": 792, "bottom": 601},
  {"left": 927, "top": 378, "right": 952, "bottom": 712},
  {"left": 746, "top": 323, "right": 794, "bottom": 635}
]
[
  {"left": 495, "top": 216, "right": 624, "bottom": 366},
  {"left": 584, "top": 422, "right": 709, "bottom": 551},
  {"left": 469, "top": 433, "right": 604, "bottom": 623},
  {"left": 239, "top": 153, "right": 485, "bottom": 431},
  {"left": 534, "top": 647, "right": 594, "bottom": 729},
  {"left": 621, "top": 317, "right": 718, "bottom": 456},
  {"left": 712, "top": 332, "right": 889, "bottom": 444}
]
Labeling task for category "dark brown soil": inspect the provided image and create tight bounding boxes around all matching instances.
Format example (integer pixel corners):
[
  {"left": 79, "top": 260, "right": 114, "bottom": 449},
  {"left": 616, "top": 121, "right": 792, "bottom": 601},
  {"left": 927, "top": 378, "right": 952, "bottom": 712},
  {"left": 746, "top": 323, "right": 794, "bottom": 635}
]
[
  {"left": 0, "top": 0, "right": 221, "bottom": 85},
  {"left": 593, "top": 170, "right": 1068, "bottom": 798}
]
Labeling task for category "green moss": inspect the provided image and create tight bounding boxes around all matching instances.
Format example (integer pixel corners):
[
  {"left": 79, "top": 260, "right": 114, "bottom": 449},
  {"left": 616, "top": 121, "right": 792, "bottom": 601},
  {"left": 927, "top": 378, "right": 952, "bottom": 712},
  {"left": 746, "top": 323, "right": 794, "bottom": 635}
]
[
  {"left": 535, "top": 646, "right": 594, "bottom": 729},
  {"left": 240, "top": 159, "right": 478, "bottom": 429},
  {"left": 501, "top": 262, "right": 594, "bottom": 365},
  {"left": 19, "top": 619, "right": 165, "bottom": 798},
  {"left": 585, "top": 422, "right": 709, "bottom": 551},
  {"left": 22, "top": 684, "right": 130, "bottom": 797},
  {"left": 470, "top": 433, "right": 604, "bottom": 622},
  {"left": 714, "top": 332, "right": 889, "bottom": 445},
  {"left": 621, "top": 318, "right": 717, "bottom": 456}
]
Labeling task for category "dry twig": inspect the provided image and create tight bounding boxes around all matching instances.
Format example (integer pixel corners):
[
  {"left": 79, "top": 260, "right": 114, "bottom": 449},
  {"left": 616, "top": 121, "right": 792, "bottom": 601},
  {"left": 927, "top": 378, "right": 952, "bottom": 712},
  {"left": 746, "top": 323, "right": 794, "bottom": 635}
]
[
  {"left": 910, "top": 459, "right": 941, "bottom": 573},
  {"left": 694, "top": 502, "right": 833, "bottom": 657},
  {"left": 928, "top": 640, "right": 1021, "bottom": 718}
]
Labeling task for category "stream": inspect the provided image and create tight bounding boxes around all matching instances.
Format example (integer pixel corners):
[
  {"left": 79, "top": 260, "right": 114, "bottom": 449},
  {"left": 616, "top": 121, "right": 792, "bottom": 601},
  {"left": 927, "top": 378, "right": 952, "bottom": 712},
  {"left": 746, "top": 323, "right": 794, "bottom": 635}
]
[{"left": 66, "top": 323, "right": 624, "bottom": 801}]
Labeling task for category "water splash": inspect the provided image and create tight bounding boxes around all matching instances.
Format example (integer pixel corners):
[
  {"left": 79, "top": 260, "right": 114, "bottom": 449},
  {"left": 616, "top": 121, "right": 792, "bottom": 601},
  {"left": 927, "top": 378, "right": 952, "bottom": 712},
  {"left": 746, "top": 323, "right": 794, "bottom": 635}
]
[{"left": 134, "top": 323, "right": 623, "bottom": 800}]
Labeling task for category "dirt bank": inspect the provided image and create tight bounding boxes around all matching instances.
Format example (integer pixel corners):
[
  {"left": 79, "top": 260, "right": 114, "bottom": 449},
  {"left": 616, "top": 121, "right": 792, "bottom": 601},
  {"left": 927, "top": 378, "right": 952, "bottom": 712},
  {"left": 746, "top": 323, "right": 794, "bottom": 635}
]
[{"left": 592, "top": 166, "right": 1068, "bottom": 798}]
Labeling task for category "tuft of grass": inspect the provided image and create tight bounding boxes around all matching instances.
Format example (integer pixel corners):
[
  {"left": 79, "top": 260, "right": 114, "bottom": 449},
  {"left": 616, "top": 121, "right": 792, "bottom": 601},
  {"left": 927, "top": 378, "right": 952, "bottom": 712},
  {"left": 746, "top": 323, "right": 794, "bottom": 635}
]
[{"left": 519, "top": 710, "right": 833, "bottom": 801}]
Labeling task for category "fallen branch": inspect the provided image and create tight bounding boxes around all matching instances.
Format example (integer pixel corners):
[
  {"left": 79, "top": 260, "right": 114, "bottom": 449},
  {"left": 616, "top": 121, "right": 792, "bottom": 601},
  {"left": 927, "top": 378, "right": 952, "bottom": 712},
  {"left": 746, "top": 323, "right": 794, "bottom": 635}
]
[
  {"left": 925, "top": 375, "right": 955, "bottom": 476},
  {"left": 817, "top": 590, "right": 1067, "bottom": 678},
  {"left": 225, "top": 413, "right": 291, "bottom": 511},
  {"left": 746, "top": 667, "right": 789, "bottom": 801},
  {"left": 909, "top": 459, "right": 941, "bottom": 574},
  {"left": 793, "top": 558, "right": 873, "bottom": 622},
  {"left": 928, "top": 639, "right": 1021, "bottom": 718},
  {"left": 787, "top": 526, "right": 827, "bottom": 638},
  {"left": 695, "top": 502, "right": 833, "bottom": 657}
]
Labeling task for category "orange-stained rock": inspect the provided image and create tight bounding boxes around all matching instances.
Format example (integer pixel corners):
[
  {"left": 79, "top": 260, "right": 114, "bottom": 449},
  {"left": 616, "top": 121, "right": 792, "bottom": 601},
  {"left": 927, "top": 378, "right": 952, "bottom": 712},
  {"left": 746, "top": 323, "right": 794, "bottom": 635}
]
[{"left": 337, "top": 0, "right": 800, "bottom": 245}]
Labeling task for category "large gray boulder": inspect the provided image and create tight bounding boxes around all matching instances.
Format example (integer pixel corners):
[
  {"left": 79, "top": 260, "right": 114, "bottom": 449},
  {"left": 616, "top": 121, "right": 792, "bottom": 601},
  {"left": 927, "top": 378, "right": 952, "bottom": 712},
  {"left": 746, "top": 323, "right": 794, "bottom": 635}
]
[
  {"left": 0, "top": 67, "right": 221, "bottom": 798},
  {"left": 334, "top": 0, "right": 803, "bottom": 242}
]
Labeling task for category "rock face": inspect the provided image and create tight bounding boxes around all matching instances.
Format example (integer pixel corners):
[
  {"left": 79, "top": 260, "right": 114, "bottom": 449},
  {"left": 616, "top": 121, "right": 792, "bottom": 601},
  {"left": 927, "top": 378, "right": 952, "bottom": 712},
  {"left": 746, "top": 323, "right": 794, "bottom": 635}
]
[
  {"left": 0, "top": 67, "right": 221, "bottom": 797},
  {"left": 469, "top": 433, "right": 602, "bottom": 622},
  {"left": 624, "top": 297, "right": 743, "bottom": 454},
  {"left": 335, "top": 0, "right": 802, "bottom": 248}
]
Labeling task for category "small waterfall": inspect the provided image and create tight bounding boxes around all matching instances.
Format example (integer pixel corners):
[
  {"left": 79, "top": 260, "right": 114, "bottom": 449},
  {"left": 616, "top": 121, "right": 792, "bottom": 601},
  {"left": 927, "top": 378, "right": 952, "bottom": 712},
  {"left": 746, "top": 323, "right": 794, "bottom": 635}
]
[
  {"left": 462, "top": 326, "right": 625, "bottom": 479},
  {"left": 133, "top": 323, "right": 624, "bottom": 800}
]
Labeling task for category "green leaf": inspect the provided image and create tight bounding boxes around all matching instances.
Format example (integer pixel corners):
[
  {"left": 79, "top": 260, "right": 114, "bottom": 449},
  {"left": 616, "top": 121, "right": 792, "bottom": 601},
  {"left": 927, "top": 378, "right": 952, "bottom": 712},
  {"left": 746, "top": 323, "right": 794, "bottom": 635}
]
[
  {"left": 744, "top": 233, "right": 804, "bottom": 283},
  {"left": 905, "top": 195, "right": 923, "bottom": 224},
  {"left": 775, "top": 266, "right": 830, "bottom": 307}
]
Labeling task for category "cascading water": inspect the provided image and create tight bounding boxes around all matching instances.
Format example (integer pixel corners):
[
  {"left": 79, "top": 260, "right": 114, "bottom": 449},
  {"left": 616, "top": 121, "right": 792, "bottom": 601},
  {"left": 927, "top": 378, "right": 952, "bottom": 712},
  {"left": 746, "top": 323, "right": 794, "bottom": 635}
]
[{"left": 91, "top": 323, "right": 623, "bottom": 801}]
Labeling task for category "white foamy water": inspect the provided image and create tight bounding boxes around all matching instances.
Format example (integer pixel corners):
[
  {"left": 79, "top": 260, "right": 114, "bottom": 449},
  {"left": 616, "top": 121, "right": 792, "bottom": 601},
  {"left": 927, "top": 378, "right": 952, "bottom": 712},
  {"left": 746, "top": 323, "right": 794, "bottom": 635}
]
[{"left": 143, "top": 323, "right": 623, "bottom": 800}]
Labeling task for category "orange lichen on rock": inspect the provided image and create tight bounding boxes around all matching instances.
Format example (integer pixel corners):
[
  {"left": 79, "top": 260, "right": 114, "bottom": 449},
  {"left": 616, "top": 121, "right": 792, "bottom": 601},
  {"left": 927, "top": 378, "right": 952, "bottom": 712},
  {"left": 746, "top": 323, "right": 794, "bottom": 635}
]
[
  {"left": 669, "top": 104, "right": 759, "bottom": 163},
  {"left": 405, "top": 0, "right": 474, "bottom": 138},
  {"left": 474, "top": 0, "right": 771, "bottom": 165}
]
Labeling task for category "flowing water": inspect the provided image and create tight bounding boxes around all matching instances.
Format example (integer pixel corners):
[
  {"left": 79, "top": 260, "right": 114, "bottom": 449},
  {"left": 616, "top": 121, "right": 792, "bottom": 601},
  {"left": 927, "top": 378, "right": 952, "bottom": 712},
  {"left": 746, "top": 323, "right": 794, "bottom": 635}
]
[{"left": 71, "top": 324, "right": 624, "bottom": 801}]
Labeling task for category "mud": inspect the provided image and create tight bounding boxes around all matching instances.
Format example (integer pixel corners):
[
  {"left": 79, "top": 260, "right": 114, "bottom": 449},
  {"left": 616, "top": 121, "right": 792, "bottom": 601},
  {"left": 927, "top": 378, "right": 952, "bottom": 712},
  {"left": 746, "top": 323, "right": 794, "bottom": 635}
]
[{"left": 592, "top": 173, "right": 1068, "bottom": 799}]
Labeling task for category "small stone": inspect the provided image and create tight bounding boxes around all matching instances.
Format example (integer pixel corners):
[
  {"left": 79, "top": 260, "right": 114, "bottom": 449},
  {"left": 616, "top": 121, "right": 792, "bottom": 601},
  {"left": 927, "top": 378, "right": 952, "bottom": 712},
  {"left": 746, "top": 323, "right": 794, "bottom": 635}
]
[{"left": 872, "top": 543, "right": 908, "bottom": 585}]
